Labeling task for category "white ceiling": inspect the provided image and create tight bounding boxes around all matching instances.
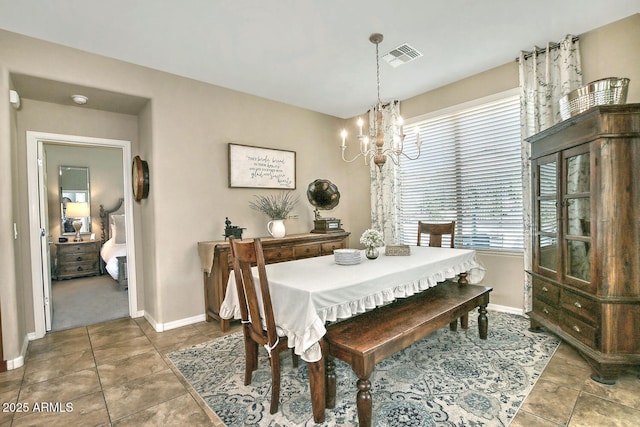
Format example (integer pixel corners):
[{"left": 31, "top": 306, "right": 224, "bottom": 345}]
[{"left": 1, "top": 0, "right": 638, "bottom": 118}]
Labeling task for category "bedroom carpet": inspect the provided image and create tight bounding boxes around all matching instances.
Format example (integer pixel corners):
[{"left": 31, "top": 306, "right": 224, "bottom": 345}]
[
  {"left": 51, "top": 275, "right": 129, "bottom": 331},
  {"left": 168, "top": 311, "right": 561, "bottom": 426}
]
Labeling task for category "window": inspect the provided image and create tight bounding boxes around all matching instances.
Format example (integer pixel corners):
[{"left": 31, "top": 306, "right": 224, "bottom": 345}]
[{"left": 398, "top": 92, "right": 523, "bottom": 251}]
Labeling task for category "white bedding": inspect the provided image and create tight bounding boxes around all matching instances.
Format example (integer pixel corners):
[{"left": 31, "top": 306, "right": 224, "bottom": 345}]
[{"left": 101, "top": 238, "right": 127, "bottom": 280}]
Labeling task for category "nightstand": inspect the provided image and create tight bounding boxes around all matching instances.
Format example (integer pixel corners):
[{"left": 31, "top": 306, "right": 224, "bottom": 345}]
[{"left": 52, "top": 240, "right": 101, "bottom": 280}]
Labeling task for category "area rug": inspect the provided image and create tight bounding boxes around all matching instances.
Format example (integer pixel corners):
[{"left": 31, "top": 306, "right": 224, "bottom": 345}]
[{"left": 168, "top": 311, "right": 560, "bottom": 426}]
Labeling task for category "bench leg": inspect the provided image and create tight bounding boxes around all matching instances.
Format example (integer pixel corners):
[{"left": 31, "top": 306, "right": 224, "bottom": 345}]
[
  {"left": 356, "top": 377, "right": 373, "bottom": 427},
  {"left": 460, "top": 313, "right": 469, "bottom": 329},
  {"left": 449, "top": 313, "right": 469, "bottom": 331},
  {"left": 451, "top": 273, "right": 470, "bottom": 332},
  {"left": 478, "top": 304, "right": 488, "bottom": 339}
]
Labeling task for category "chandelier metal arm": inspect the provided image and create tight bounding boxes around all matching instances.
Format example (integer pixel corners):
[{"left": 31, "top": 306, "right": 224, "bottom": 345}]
[{"left": 340, "top": 147, "right": 370, "bottom": 164}]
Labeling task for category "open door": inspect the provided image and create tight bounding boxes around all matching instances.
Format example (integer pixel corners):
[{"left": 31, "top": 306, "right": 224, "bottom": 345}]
[
  {"left": 27, "top": 131, "right": 138, "bottom": 339},
  {"left": 37, "top": 141, "right": 53, "bottom": 331}
]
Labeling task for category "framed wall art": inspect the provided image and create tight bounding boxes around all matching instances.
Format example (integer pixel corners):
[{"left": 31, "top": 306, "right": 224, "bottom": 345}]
[{"left": 228, "top": 143, "right": 296, "bottom": 189}]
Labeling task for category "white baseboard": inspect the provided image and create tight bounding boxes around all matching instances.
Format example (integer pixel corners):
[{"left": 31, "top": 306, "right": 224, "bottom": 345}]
[
  {"left": 487, "top": 303, "right": 524, "bottom": 316},
  {"left": 6, "top": 333, "right": 31, "bottom": 370},
  {"left": 144, "top": 312, "right": 207, "bottom": 332},
  {"left": 144, "top": 312, "right": 160, "bottom": 331}
]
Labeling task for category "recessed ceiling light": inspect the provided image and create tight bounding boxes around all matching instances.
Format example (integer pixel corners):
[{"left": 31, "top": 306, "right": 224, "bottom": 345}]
[{"left": 71, "top": 94, "right": 88, "bottom": 105}]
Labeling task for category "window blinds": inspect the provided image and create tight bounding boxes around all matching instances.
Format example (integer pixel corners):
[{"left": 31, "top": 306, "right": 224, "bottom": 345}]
[{"left": 398, "top": 95, "right": 523, "bottom": 251}]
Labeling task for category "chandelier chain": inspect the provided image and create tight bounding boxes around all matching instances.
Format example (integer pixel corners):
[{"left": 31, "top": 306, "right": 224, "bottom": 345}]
[{"left": 375, "top": 40, "right": 381, "bottom": 105}]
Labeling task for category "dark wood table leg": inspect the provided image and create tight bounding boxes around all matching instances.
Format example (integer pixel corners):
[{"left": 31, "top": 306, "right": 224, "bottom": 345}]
[
  {"left": 307, "top": 356, "right": 326, "bottom": 423},
  {"left": 356, "top": 377, "right": 373, "bottom": 427},
  {"left": 308, "top": 359, "right": 326, "bottom": 423},
  {"left": 325, "top": 356, "right": 336, "bottom": 409},
  {"left": 478, "top": 304, "right": 488, "bottom": 339}
]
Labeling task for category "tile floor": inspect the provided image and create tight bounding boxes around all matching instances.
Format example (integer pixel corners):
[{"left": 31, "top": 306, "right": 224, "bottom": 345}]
[{"left": 0, "top": 315, "right": 638, "bottom": 426}]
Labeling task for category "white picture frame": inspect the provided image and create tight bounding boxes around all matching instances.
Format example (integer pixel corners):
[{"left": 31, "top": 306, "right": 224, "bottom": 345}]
[{"left": 228, "top": 143, "right": 296, "bottom": 189}]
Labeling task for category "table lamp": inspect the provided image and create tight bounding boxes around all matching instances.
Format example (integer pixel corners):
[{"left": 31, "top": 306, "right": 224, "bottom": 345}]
[{"left": 65, "top": 202, "right": 90, "bottom": 242}]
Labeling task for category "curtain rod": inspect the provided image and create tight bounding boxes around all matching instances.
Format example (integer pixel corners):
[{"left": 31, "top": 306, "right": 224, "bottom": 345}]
[{"left": 515, "top": 36, "right": 579, "bottom": 62}]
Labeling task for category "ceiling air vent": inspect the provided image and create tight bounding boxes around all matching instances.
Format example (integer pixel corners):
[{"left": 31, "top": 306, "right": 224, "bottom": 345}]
[{"left": 382, "top": 43, "right": 423, "bottom": 68}]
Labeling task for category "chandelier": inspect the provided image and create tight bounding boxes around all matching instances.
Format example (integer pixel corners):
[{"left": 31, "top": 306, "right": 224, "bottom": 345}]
[{"left": 340, "top": 33, "right": 422, "bottom": 170}]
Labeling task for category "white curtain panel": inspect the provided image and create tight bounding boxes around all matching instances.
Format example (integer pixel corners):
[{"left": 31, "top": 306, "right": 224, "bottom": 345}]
[
  {"left": 518, "top": 35, "right": 583, "bottom": 311},
  {"left": 369, "top": 100, "right": 402, "bottom": 245}
]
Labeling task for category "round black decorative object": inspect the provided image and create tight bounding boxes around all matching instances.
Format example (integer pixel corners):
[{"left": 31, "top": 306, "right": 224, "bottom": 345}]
[
  {"left": 132, "top": 155, "right": 149, "bottom": 201},
  {"left": 307, "top": 179, "right": 340, "bottom": 210}
]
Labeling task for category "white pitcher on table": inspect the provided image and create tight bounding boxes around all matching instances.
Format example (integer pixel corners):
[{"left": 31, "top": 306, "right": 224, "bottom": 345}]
[{"left": 267, "top": 219, "right": 286, "bottom": 238}]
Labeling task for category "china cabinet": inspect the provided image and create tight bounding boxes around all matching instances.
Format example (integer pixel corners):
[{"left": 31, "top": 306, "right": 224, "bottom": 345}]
[{"left": 527, "top": 104, "right": 640, "bottom": 384}]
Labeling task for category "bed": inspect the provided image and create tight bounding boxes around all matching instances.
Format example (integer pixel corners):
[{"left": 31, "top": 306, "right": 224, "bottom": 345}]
[{"left": 99, "top": 198, "right": 128, "bottom": 290}]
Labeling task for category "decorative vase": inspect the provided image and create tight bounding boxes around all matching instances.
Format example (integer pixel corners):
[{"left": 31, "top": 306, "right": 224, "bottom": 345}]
[
  {"left": 267, "top": 219, "right": 286, "bottom": 238},
  {"left": 366, "top": 246, "right": 379, "bottom": 260}
]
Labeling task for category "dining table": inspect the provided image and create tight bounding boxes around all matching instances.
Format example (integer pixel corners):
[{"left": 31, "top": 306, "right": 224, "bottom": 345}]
[{"left": 219, "top": 244, "right": 485, "bottom": 422}]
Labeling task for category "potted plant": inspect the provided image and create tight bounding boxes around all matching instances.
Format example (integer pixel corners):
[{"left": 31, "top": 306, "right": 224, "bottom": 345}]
[{"left": 250, "top": 192, "right": 299, "bottom": 238}]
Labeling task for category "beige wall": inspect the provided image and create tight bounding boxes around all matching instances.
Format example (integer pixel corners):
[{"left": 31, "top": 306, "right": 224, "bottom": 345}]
[
  {"left": 399, "top": 13, "right": 640, "bottom": 310},
  {"left": 1, "top": 13, "right": 638, "bottom": 364},
  {"left": 581, "top": 14, "right": 640, "bottom": 103},
  {"left": 0, "top": 27, "right": 359, "bottom": 361}
]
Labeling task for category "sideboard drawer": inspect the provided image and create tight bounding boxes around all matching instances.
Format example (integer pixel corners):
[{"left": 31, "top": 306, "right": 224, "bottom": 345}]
[
  {"left": 294, "top": 243, "right": 322, "bottom": 259},
  {"left": 263, "top": 246, "right": 294, "bottom": 263},
  {"left": 321, "top": 240, "right": 346, "bottom": 254}
]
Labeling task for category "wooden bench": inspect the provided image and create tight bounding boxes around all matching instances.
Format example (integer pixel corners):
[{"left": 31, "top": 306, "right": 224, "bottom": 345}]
[{"left": 324, "top": 281, "right": 492, "bottom": 427}]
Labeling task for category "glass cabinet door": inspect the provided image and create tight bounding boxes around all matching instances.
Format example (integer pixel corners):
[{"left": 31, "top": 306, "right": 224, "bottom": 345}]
[
  {"left": 535, "top": 156, "right": 559, "bottom": 274},
  {"left": 563, "top": 147, "right": 591, "bottom": 285}
]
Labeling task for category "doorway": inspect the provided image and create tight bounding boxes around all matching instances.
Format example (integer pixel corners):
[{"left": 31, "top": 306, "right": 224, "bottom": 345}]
[{"left": 26, "top": 131, "right": 138, "bottom": 339}]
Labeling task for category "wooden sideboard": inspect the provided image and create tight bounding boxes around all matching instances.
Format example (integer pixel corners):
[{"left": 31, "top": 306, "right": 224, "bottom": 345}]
[{"left": 198, "top": 232, "right": 350, "bottom": 331}]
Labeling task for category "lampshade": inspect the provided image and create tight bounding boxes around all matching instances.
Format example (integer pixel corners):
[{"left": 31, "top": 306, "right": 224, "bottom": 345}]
[{"left": 65, "top": 202, "right": 90, "bottom": 218}]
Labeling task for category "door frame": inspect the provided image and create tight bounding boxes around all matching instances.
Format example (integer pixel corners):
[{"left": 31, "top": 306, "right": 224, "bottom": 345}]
[{"left": 26, "top": 131, "right": 138, "bottom": 339}]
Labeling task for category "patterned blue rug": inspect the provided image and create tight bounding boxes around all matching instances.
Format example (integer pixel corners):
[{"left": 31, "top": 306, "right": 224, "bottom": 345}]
[{"left": 168, "top": 312, "right": 560, "bottom": 426}]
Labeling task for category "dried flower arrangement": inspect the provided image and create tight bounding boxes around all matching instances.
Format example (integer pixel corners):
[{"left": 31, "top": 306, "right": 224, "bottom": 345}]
[{"left": 249, "top": 191, "right": 299, "bottom": 220}]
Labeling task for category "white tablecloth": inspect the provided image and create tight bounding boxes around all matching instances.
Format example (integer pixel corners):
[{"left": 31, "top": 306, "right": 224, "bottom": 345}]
[{"left": 220, "top": 246, "right": 484, "bottom": 362}]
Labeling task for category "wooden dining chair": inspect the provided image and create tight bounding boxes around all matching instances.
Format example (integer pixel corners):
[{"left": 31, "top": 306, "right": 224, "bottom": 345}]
[
  {"left": 229, "top": 237, "right": 298, "bottom": 415},
  {"left": 416, "top": 221, "right": 466, "bottom": 330},
  {"left": 417, "top": 221, "right": 456, "bottom": 248}
]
